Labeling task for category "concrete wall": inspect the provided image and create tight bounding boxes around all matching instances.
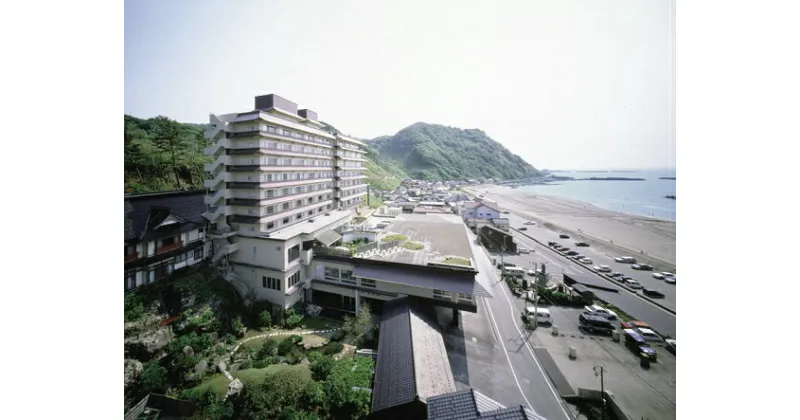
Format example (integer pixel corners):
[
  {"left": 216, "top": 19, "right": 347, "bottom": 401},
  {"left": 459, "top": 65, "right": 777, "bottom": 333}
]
[
  {"left": 233, "top": 236, "right": 303, "bottom": 270},
  {"left": 575, "top": 388, "right": 631, "bottom": 420}
]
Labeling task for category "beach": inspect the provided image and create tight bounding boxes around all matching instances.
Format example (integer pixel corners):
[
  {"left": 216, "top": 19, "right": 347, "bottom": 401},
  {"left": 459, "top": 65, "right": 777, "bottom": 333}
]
[{"left": 465, "top": 185, "right": 676, "bottom": 271}]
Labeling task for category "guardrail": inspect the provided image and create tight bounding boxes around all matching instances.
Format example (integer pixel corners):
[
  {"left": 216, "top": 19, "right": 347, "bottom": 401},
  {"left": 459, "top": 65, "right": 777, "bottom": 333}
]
[{"left": 510, "top": 227, "right": 676, "bottom": 316}]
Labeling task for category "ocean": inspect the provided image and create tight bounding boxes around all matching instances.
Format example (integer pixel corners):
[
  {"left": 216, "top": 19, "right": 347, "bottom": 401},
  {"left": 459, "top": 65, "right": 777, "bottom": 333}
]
[{"left": 518, "top": 169, "right": 677, "bottom": 221}]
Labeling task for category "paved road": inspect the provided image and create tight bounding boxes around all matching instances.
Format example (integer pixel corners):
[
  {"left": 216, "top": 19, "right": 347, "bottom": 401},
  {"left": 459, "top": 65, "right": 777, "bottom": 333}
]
[
  {"left": 503, "top": 230, "right": 677, "bottom": 338},
  {"left": 506, "top": 214, "right": 677, "bottom": 313},
  {"left": 467, "top": 229, "right": 574, "bottom": 420}
]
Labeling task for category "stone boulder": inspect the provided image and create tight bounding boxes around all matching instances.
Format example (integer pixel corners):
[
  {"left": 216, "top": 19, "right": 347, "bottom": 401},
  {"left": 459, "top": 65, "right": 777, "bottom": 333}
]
[
  {"left": 225, "top": 379, "right": 244, "bottom": 400},
  {"left": 124, "top": 359, "right": 143, "bottom": 386},
  {"left": 194, "top": 359, "right": 208, "bottom": 375},
  {"left": 183, "top": 346, "right": 195, "bottom": 357},
  {"left": 217, "top": 360, "right": 227, "bottom": 373}
]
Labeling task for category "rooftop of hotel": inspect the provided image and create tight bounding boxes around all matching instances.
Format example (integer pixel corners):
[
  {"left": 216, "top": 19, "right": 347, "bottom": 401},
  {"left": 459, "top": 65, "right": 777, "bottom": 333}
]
[
  {"left": 362, "top": 213, "right": 475, "bottom": 267},
  {"left": 262, "top": 208, "right": 355, "bottom": 241}
]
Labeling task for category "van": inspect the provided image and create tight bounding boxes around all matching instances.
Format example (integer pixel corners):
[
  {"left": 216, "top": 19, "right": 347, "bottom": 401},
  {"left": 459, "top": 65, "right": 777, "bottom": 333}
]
[
  {"left": 578, "top": 313, "right": 615, "bottom": 335},
  {"left": 503, "top": 267, "right": 525, "bottom": 278},
  {"left": 623, "top": 329, "right": 658, "bottom": 361},
  {"left": 525, "top": 307, "right": 552, "bottom": 325}
]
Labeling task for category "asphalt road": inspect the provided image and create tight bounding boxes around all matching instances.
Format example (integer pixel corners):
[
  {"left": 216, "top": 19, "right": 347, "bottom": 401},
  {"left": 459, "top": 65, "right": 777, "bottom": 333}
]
[
  {"left": 502, "top": 230, "right": 677, "bottom": 338},
  {"left": 506, "top": 214, "right": 677, "bottom": 313},
  {"left": 467, "top": 229, "right": 574, "bottom": 420}
]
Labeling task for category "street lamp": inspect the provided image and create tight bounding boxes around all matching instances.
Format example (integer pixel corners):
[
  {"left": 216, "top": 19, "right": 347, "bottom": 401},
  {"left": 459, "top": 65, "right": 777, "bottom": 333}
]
[{"left": 593, "top": 366, "right": 606, "bottom": 420}]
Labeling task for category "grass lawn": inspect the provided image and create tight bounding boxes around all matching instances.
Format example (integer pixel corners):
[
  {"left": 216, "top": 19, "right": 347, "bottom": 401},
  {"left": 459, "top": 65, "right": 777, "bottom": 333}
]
[
  {"left": 193, "top": 364, "right": 312, "bottom": 397},
  {"left": 239, "top": 317, "right": 343, "bottom": 350},
  {"left": 443, "top": 257, "right": 471, "bottom": 266},
  {"left": 381, "top": 234, "right": 408, "bottom": 242},
  {"left": 402, "top": 241, "right": 424, "bottom": 250}
]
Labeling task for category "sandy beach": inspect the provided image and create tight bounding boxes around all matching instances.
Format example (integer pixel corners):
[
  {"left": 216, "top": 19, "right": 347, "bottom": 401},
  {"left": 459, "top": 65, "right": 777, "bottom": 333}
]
[{"left": 465, "top": 185, "right": 676, "bottom": 271}]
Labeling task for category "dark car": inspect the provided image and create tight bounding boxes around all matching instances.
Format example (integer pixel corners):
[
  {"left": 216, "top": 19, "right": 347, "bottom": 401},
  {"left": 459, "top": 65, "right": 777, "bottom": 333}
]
[
  {"left": 559, "top": 234, "right": 570, "bottom": 239},
  {"left": 559, "top": 247, "right": 571, "bottom": 252},
  {"left": 575, "top": 242, "right": 589, "bottom": 247},
  {"left": 548, "top": 241, "right": 557, "bottom": 246},
  {"left": 620, "top": 276, "right": 634, "bottom": 282},
  {"left": 642, "top": 288, "right": 665, "bottom": 298},
  {"left": 609, "top": 272, "right": 624, "bottom": 278},
  {"left": 518, "top": 227, "right": 527, "bottom": 231},
  {"left": 566, "top": 250, "right": 579, "bottom": 256},
  {"left": 497, "top": 262, "right": 516, "bottom": 269},
  {"left": 572, "top": 254, "right": 584, "bottom": 260},
  {"left": 632, "top": 264, "right": 653, "bottom": 271}
]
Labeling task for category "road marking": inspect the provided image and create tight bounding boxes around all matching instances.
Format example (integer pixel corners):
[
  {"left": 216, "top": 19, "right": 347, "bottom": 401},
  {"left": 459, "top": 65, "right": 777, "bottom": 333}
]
[
  {"left": 482, "top": 296, "right": 536, "bottom": 412},
  {"left": 493, "top": 276, "right": 574, "bottom": 420}
]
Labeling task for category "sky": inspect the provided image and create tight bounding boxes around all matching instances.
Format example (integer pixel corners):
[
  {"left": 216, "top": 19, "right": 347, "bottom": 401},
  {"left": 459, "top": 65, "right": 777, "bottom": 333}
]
[{"left": 125, "top": 0, "right": 675, "bottom": 171}]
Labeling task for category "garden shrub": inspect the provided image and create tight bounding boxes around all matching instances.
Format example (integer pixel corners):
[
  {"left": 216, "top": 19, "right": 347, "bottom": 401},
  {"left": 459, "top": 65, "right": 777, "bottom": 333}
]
[
  {"left": 239, "top": 359, "right": 253, "bottom": 369},
  {"left": 278, "top": 337, "right": 296, "bottom": 356},
  {"left": 259, "top": 340, "right": 277, "bottom": 359},
  {"left": 253, "top": 360, "right": 269, "bottom": 369},
  {"left": 322, "top": 342, "right": 344, "bottom": 355},
  {"left": 259, "top": 310, "right": 272, "bottom": 328},
  {"left": 290, "top": 334, "right": 303, "bottom": 344}
]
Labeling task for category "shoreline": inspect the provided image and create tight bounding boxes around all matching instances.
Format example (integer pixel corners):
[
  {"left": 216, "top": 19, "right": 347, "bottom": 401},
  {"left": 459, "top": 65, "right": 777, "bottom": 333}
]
[{"left": 465, "top": 185, "right": 676, "bottom": 269}]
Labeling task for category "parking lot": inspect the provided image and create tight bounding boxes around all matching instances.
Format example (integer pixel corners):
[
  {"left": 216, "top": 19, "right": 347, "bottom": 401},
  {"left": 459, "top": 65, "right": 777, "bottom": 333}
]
[{"left": 507, "top": 295, "right": 676, "bottom": 420}]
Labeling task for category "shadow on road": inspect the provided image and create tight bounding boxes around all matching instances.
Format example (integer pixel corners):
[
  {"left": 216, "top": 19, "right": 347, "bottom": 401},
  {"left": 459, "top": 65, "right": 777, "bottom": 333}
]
[{"left": 435, "top": 307, "right": 471, "bottom": 389}]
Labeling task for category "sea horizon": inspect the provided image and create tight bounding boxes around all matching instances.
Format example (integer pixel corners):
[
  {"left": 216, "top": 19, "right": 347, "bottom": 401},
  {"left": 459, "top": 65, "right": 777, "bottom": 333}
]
[{"left": 520, "top": 168, "right": 676, "bottom": 221}]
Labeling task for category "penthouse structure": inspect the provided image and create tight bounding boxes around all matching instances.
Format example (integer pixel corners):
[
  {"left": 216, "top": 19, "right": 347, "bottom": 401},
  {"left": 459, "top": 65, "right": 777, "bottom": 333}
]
[{"left": 203, "top": 94, "right": 367, "bottom": 309}]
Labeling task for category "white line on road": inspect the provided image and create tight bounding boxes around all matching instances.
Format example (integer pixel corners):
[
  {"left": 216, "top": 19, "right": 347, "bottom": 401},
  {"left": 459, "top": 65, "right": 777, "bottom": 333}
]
[
  {"left": 482, "top": 296, "right": 535, "bottom": 411},
  {"left": 494, "top": 276, "right": 575, "bottom": 420}
]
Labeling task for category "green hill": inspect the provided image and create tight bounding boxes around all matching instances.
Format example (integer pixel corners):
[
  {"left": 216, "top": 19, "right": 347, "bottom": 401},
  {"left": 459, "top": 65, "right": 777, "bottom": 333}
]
[{"left": 369, "top": 122, "right": 539, "bottom": 181}]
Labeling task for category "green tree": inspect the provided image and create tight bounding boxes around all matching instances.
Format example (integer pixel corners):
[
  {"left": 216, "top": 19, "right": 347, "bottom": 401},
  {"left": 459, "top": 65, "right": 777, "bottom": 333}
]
[
  {"left": 151, "top": 115, "right": 188, "bottom": 188},
  {"left": 230, "top": 368, "right": 310, "bottom": 419},
  {"left": 309, "top": 354, "right": 335, "bottom": 381},
  {"left": 259, "top": 339, "right": 277, "bottom": 359},
  {"left": 343, "top": 302, "right": 372, "bottom": 346},
  {"left": 139, "top": 362, "right": 167, "bottom": 393},
  {"left": 258, "top": 310, "right": 272, "bottom": 328},
  {"left": 323, "top": 357, "right": 373, "bottom": 420}
]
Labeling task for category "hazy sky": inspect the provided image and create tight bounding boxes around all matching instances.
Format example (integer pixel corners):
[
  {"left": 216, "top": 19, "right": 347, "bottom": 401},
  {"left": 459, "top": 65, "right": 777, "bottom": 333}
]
[{"left": 125, "top": 0, "right": 675, "bottom": 170}]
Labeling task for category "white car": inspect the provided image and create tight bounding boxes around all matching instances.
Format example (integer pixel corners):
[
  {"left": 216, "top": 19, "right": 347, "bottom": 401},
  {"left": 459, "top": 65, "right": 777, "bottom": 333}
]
[
  {"left": 615, "top": 256, "right": 636, "bottom": 264},
  {"left": 664, "top": 276, "right": 676, "bottom": 284},
  {"left": 580, "top": 257, "right": 593, "bottom": 264},
  {"left": 519, "top": 248, "right": 530, "bottom": 254},
  {"left": 624, "top": 279, "right": 643, "bottom": 289},
  {"left": 634, "top": 327, "right": 663, "bottom": 342},
  {"left": 584, "top": 305, "right": 618, "bottom": 320},
  {"left": 596, "top": 265, "right": 611, "bottom": 272},
  {"left": 524, "top": 220, "right": 536, "bottom": 225},
  {"left": 653, "top": 271, "right": 674, "bottom": 279}
]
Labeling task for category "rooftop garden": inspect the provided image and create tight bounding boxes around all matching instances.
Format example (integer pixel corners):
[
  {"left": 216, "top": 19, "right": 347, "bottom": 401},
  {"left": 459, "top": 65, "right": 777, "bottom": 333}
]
[{"left": 443, "top": 256, "right": 471, "bottom": 266}]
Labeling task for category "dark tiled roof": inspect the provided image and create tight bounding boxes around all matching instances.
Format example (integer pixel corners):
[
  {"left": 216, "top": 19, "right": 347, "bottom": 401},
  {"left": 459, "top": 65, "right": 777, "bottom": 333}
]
[
  {"left": 371, "top": 299, "right": 456, "bottom": 414},
  {"left": 124, "top": 191, "right": 207, "bottom": 242},
  {"left": 427, "top": 389, "right": 548, "bottom": 420}
]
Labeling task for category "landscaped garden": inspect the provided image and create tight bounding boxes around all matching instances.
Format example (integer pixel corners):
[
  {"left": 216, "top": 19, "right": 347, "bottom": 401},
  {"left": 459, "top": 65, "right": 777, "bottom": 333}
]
[
  {"left": 402, "top": 241, "right": 425, "bottom": 250},
  {"left": 124, "top": 263, "right": 377, "bottom": 419},
  {"left": 380, "top": 233, "right": 408, "bottom": 242},
  {"left": 443, "top": 256, "right": 471, "bottom": 266}
]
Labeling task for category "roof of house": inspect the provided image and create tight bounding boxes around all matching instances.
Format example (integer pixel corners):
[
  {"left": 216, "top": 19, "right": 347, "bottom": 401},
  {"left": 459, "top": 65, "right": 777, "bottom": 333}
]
[
  {"left": 371, "top": 299, "right": 457, "bottom": 413},
  {"left": 427, "top": 388, "right": 548, "bottom": 420},
  {"left": 124, "top": 190, "right": 207, "bottom": 243}
]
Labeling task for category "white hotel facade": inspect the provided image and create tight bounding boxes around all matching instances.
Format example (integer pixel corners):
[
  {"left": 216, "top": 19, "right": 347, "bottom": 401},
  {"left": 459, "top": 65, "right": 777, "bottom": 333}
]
[{"left": 203, "top": 94, "right": 368, "bottom": 309}]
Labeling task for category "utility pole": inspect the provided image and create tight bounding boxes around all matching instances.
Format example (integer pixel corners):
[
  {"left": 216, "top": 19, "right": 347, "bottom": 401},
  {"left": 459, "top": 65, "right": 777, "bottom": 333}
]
[
  {"left": 531, "top": 260, "right": 538, "bottom": 331},
  {"left": 594, "top": 366, "right": 606, "bottom": 420}
]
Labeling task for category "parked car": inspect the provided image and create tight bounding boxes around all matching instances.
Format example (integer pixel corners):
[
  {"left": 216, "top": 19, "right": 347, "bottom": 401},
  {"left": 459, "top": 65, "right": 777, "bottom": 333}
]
[
  {"left": 623, "top": 330, "right": 658, "bottom": 361},
  {"left": 497, "top": 262, "right": 516, "bottom": 269},
  {"left": 609, "top": 272, "right": 624, "bottom": 278},
  {"left": 632, "top": 264, "right": 653, "bottom": 271},
  {"left": 664, "top": 276, "right": 676, "bottom": 285},
  {"left": 642, "top": 288, "right": 665, "bottom": 298},
  {"left": 584, "top": 305, "right": 618, "bottom": 321},
  {"left": 566, "top": 250, "right": 579, "bottom": 256},
  {"left": 595, "top": 265, "right": 611, "bottom": 272},
  {"left": 665, "top": 338, "right": 676, "bottom": 354},
  {"left": 579, "top": 257, "right": 592, "bottom": 264},
  {"left": 572, "top": 254, "right": 584, "bottom": 260},
  {"left": 548, "top": 241, "right": 557, "bottom": 246},
  {"left": 503, "top": 211, "right": 511, "bottom": 214},
  {"left": 519, "top": 248, "right": 530, "bottom": 254},
  {"left": 579, "top": 313, "right": 616, "bottom": 335},
  {"left": 559, "top": 234, "right": 570, "bottom": 239},
  {"left": 633, "top": 327, "right": 663, "bottom": 342},
  {"left": 621, "top": 276, "right": 634, "bottom": 282},
  {"left": 559, "top": 247, "right": 570, "bottom": 252},
  {"left": 524, "top": 220, "right": 535, "bottom": 225},
  {"left": 620, "top": 320, "right": 650, "bottom": 330},
  {"left": 575, "top": 242, "right": 590, "bottom": 247},
  {"left": 615, "top": 256, "right": 637, "bottom": 264},
  {"left": 624, "top": 279, "right": 643, "bottom": 289},
  {"left": 518, "top": 227, "right": 528, "bottom": 231},
  {"left": 652, "top": 272, "right": 665, "bottom": 279}
]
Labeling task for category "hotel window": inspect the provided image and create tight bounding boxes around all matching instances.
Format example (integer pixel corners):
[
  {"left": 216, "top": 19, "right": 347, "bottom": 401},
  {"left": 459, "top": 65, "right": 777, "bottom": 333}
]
[
  {"left": 266, "top": 206, "right": 275, "bottom": 214},
  {"left": 288, "top": 245, "right": 300, "bottom": 262},
  {"left": 288, "top": 271, "right": 301, "bottom": 288},
  {"left": 296, "top": 213, "right": 302, "bottom": 220},
  {"left": 457, "top": 292, "right": 472, "bottom": 301},
  {"left": 262, "top": 276, "right": 280, "bottom": 290},
  {"left": 282, "top": 217, "right": 289, "bottom": 224},
  {"left": 194, "top": 247, "right": 204, "bottom": 260},
  {"left": 360, "top": 278, "right": 376, "bottom": 288},
  {"left": 324, "top": 266, "right": 340, "bottom": 281},
  {"left": 283, "top": 202, "right": 290, "bottom": 210},
  {"left": 296, "top": 200, "right": 303, "bottom": 207},
  {"left": 267, "top": 222, "right": 275, "bottom": 230},
  {"left": 266, "top": 190, "right": 275, "bottom": 198},
  {"left": 433, "top": 289, "right": 452, "bottom": 300},
  {"left": 341, "top": 270, "right": 356, "bottom": 285}
]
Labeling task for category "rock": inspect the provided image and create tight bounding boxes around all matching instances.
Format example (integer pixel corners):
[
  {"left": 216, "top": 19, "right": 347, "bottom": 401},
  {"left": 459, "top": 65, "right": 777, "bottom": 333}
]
[
  {"left": 300, "top": 358, "right": 310, "bottom": 366},
  {"left": 183, "top": 346, "right": 195, "bottom": 357},
  {"left": 124, "top": 360, "right": 143, "bottom": 386},
  {"left": 217, "top": 361, "right": 227, "bottom": 373},
  {"left": 229, "top": 363, "right": 240, "bottom": 373},
  {"left": 194, "top": 359, "right": 208, "bottom": 375},
  {"left": 225, "top": 379, "right": 244, "bottom": 400}
]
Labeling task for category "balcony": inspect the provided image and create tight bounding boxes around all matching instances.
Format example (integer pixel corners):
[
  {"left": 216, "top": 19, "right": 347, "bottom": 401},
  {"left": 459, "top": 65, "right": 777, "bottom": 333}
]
[
  {"left": 156, "top": 241, "right": 183, "bottom": 255},
  {"left": 230, "top": 127, "right": 334, "bottom": 149},
  {"left": 125, "top": 252, "right": 139, "bottom": 263},
  {"left": 207, "top": 226, "right": 238, "bottom": 239}
]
